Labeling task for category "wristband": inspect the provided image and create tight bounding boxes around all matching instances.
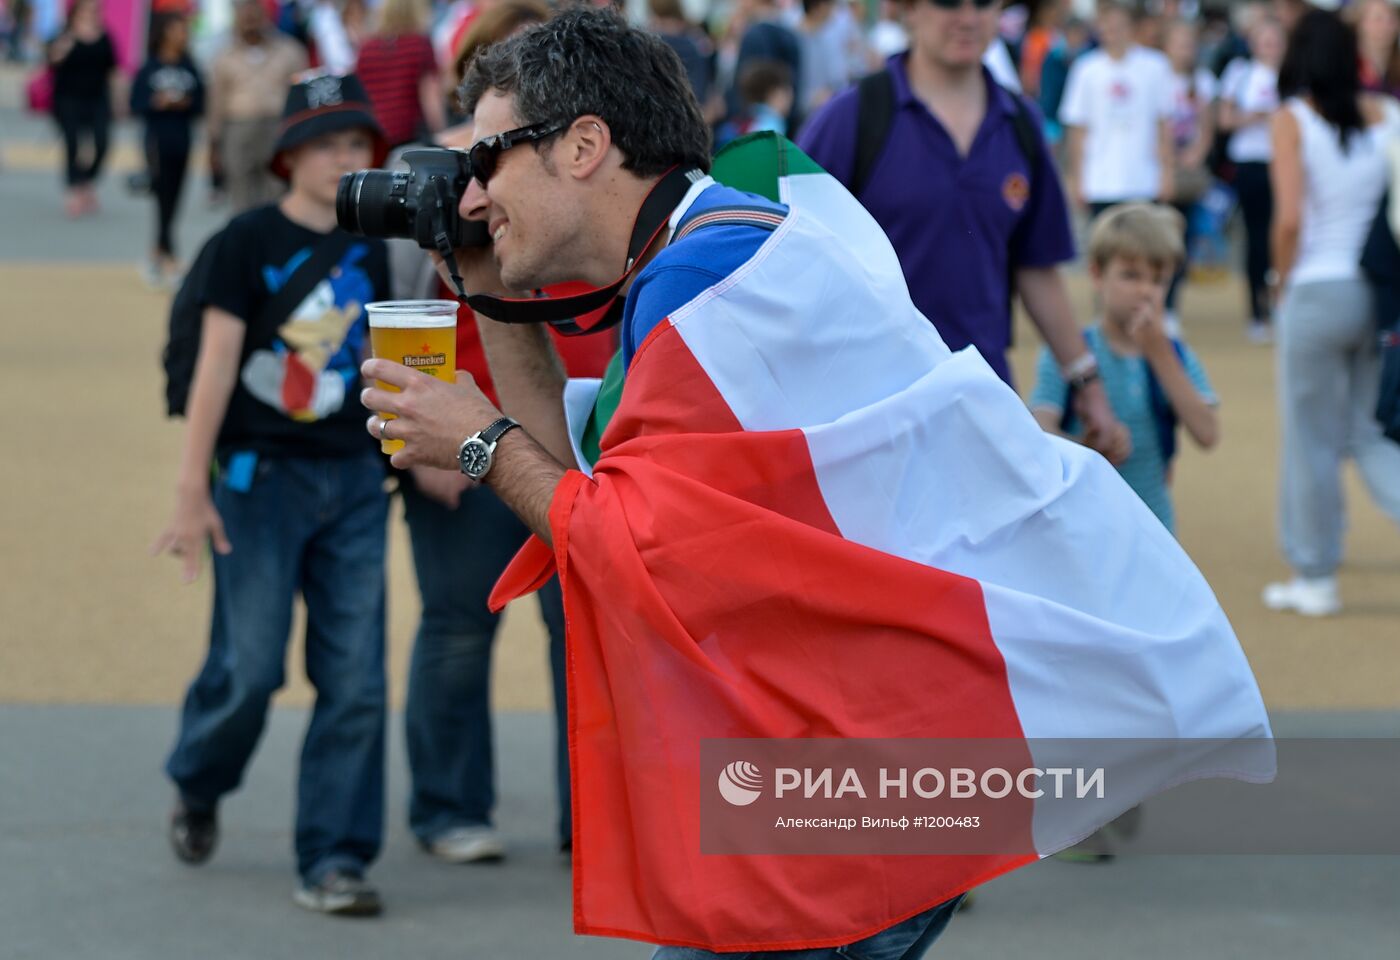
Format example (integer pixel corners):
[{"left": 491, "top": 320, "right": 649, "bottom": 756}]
[{"left": 1062, "top": 352, "right": 1099, "bottom": 383}]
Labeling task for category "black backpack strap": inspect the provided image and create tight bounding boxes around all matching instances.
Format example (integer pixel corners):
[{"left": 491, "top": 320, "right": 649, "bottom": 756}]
[
  {"left": 1003, "top": 86, "right": 1041, "bottom": 180},
  {"left": 1145, "top": 338, "right": 1187, "bottom": 464},
  {"left": 256, "top": 230, "right": 355, "bottom": 329},
  {"left": 852, "top": 70, "right": 897, "bottom": 197},
  {"left": 1000, "top": 84, "right": 1043, "bottom": 344}
]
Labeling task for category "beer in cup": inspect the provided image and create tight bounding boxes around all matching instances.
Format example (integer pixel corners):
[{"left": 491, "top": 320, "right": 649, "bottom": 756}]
[{"left": 366, "top": 300, "right": 458, "bottom": 454}]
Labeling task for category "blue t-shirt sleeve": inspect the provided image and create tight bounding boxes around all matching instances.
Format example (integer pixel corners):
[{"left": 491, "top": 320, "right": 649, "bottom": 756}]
[
  {"left": 1179, "top": 342, "right": 1218, "bottom": 405},
  {"left": 1028, "top": 344, "right": 1069, "bottom": 411},
  {"left": 795, "top": 87, "right": 859, "bottom": 189},
  {"left": 1011, "top": 98, "right": 1076, "bottom": 269}
]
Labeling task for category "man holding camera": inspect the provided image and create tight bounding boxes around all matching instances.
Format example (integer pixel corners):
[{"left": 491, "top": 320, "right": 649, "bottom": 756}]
[
  {"left": 361, "top": 8, "right": 1269, "bottom": 957},
  {"left": 361, "top": 12, "right": 966, "bottom": 956}
]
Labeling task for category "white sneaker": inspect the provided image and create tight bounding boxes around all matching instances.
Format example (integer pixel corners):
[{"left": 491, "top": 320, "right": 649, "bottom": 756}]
[
  {"left": 140, "top": 261, "right": 163, "bottom": 290},
  {"left": 1247, "top": 321, "right": 1273, "bottom": 345},
  {"left": 1262, "top": 577, "right": 1340, "bottom": 617},
  {"left": 425, "top": 826, "right": 506, "bottom": 864}
]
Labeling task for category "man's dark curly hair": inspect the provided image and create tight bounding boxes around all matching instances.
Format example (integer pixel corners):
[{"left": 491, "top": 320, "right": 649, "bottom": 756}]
[{"left": 459, "top": 8, "right": 712, "bottom": 177}]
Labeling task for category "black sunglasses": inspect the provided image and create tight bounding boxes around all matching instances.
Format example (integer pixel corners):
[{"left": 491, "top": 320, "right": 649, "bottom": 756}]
[
  {"left": 928, "top": 0, "right": 999, "bottom": 8},
  {"left": 468, "top": 120, "right": 570, "bottom": 186}
]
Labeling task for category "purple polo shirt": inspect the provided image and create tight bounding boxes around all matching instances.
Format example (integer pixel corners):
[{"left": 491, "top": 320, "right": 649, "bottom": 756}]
[{"left": 797, "top": 56, "right": 1075, "bottom": 384}]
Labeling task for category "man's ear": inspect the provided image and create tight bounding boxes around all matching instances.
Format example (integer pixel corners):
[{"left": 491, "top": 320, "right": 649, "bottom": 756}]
[{"left": 564, "top": 115, "right": 613, "bottom": 181}]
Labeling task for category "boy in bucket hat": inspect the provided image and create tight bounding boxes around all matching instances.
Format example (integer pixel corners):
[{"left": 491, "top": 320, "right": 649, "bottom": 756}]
[{"left": 153, "top": 72, "right": 394, "bottom": 917}]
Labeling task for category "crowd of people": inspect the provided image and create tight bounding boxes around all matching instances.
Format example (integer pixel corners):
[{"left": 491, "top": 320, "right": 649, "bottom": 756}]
[{"left": 7, "top": 0, "right": 1398, "bottom": 949}]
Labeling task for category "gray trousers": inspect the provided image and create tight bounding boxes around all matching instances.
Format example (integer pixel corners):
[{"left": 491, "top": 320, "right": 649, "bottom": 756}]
[
  {"left": 220, "top": 116, "right": 284, "bottom": 214},
  {"left": 1276, "top": 278, "right": 1400, "bottom": 577}
]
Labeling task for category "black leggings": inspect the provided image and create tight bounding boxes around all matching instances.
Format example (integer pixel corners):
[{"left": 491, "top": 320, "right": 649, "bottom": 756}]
[
  {"left": 53, "top": 95, "right": 110, "bottom": 187},
  {"left": 146, "top": 132, "right": 191, "bottom": 257},
  {"left": 1233, "top": 161, "right": 1273, "bottom": 324}
]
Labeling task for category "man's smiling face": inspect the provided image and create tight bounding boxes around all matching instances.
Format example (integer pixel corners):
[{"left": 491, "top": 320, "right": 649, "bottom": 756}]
[{"left": 462, "top": 92, "right": 583, "bottom": 292}]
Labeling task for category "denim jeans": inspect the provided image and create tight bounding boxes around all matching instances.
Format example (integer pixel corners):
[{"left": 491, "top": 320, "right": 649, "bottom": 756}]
[
  {"left": 649, "top": 897, "right": 964, "bottom": 960},
  {"left": 165, "top": 454, "right": 388, "bottom": 883},
  {"left": 400, "top": 474, "right": 569, "bottom": 846}
]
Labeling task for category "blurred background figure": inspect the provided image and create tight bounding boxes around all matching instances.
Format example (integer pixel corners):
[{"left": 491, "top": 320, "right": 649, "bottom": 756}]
[
  {"left": 868, "top": 0, "right": 907, "bottom": 58},
  {"left": 1037, "top": 15, "right": 1089, "bottom": 150},
  {"left": 798, "top": 0, "right": 848, "bottom": 116},
  {"left": 1059, "top": 0, "right": 1175, "bottom": 215},
  {"left": 387, "top": 0, "right": 602, "bottom": 866},
  {"left": 1218, "top": 13, "right": 1284, "bottom": 343},
  {"left": 729, "top": 0, "right": 802, "bottom": 130},
  {"left": 209, "top": 0, "right": 307, "bottom": 215},
  {"left": 356, "top": 0, "right": 443, "bottom": 148},
  {"left": 1163, "top": 16, "right": 1217, "bottom": 317},
  {"left": 446, "top": 0, "right": 547, "bottom": 124},
  {"left": 3, "top": 0, "right": 34, "bottom": 61},
  {"left": 131, "top": 10, "right": 203, "bottom": 288},
  {"left": 1018, "top": 0, "right": 1065, "bottom": 100},
  {"left": 1355, "top": 0, "right": 1400, "bottom": 99},
  {"left": 1264, "top": 6, "right": 1400, "bottom": 618},
  {"left": 47, "top": 0, "right": 118, "bottom": 218},
  {"left": 307, "top": 0, "right": 357, "bottom": 72},
  {"left": 648, "top": 0, "right": 723, "bottom": 125},
  {"left": 724, "top": 56, "right": 793, "bottom": 141}
]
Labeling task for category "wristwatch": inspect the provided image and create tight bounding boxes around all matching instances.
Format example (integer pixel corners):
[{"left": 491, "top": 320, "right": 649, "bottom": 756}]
[{"left": 458, "top": 417, "right": 521, "bottom": 481}]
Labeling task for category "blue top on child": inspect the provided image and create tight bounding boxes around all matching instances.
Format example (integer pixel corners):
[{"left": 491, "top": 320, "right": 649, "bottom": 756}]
[{"left": 1030, "top": 326, "right": 1216, "bottom": 534}]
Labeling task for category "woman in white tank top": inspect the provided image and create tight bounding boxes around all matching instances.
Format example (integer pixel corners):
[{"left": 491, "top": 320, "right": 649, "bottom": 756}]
[{"left": 1264, "top": 7, "right": 1400, "bottom": 616}]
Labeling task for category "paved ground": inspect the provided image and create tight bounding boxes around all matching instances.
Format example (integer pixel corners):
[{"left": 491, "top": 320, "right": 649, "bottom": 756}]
[
  {"left": 2, "top": 63, "right": 1399, "bottom": 959},
  {"left": 2, "top": 705, "right": 1399, "bottom": 960}
]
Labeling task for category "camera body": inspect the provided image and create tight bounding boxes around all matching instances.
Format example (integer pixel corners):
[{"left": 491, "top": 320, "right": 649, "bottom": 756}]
[{"left": 336, "top": 148, "right": 490, "bottom": 250}]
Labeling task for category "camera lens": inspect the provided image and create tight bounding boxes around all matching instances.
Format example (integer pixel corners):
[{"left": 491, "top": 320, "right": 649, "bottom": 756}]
[{"left": 335, "top": 169, "right": 415, "bottom": 240}]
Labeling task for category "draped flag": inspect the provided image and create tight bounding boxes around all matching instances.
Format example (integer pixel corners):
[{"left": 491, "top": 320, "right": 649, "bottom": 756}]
[{"left": 491, "top": 134, "right": 1273, "bottom": 951}]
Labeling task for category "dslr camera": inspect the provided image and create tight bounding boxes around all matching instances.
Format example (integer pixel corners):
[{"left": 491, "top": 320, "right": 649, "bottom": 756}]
[{"left": 336, "top": 148, "right": 490, "bottom": 250}]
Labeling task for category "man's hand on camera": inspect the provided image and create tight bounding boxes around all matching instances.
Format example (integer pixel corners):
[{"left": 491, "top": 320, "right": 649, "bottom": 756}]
[
  {"left": 361, "top": 360, "right": 502, "bottom": 472},
  {"left": 431, "top": 242, "right": 513, "bottom": 300}
]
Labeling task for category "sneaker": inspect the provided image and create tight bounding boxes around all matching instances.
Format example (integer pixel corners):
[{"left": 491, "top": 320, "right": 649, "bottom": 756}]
[
  {"left": 169, "top": 798, "right": 218, "bottom": 865},
  {"left": 1262, "top": 577, "right": 1340, "bottom": 616},
  {"left": 140, "top": 260, "right": 164, "bottom": 289},
  {"left": 1247, "top": 321, "right": 1273, "bottom": 345},
  {"left": 294, "top": 870, "right": 382, "bottom": 917},
  {"left": 424, "top": 825, "right": 506, "bottom": 864}
]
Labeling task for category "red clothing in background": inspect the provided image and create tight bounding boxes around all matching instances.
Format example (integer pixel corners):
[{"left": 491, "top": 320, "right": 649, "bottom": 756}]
[{"left": 356, "top": 33, "right": 436, "bottom": 147}]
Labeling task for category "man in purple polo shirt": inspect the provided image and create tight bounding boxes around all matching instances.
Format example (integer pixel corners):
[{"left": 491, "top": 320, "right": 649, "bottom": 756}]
[{"left": 798, "top": 0, "right": 1127, "bottom": 462}]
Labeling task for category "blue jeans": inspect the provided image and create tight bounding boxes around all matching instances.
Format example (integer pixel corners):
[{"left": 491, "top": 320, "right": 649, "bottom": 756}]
[
  {"left": 649, "top": 897, "right": 964, "bottom": 960},
  {"left": 165, "top": 454, "right": 388, "bottom": 883},
  {"left": 400, "top": 475, "right": 569, "bottom": 846}
]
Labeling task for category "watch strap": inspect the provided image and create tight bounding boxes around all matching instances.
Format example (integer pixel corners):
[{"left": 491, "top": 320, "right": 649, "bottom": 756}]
[{"left": 479, "top": 416, "right": 521, "bottom": 447}]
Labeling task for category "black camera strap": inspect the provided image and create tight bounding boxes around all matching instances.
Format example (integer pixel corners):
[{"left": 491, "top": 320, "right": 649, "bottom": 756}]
[{"left": 460, "top": 165, "right": 706, "bottom": 334}]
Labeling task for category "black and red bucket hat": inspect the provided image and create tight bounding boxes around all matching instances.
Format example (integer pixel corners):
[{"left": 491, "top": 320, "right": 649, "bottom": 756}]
[{"left": 269, "top": 72, "right": 388, "bottom": 180}]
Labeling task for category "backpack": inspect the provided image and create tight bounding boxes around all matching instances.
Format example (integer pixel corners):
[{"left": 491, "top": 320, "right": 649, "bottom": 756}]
[
  {"left": 162, "top": 234, "right": 223, "bottom": 417},
  {"left": 162, "top": 227, "right": 352, "bottom": 417},
  {"left": 1060, "top": 332, "right": 1189, "bottom": 465}
]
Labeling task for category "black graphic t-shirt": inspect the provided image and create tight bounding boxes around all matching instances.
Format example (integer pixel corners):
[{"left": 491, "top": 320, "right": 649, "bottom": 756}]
[{"left": 202, "top": 204, "right": 390, "bottom": 459}]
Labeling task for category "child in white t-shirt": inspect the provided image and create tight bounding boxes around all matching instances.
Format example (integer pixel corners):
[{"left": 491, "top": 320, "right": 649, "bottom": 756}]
[{"left": 1059, "top": 0, "right": 1175, "bottom": 214}]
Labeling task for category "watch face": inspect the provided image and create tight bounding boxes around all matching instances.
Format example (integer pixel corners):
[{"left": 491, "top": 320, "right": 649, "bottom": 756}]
[{"left": 460, "top": 438, "right": 492, "bottom": 479}]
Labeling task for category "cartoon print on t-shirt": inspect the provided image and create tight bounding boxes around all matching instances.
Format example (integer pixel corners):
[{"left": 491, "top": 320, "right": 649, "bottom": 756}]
[{"left": 240, "top": 244, "right": 373, "bottom": 422}]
